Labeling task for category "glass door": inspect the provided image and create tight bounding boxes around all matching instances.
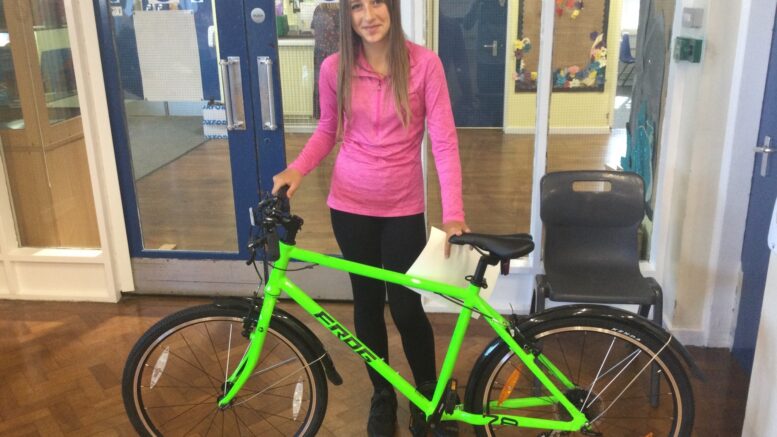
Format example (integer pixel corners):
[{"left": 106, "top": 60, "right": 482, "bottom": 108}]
[
  {"left": 430, "top": 0, "right": 537, "bottom": 236},
  {"left": 272, "top": 0, "right": 341, "bottom": 254},
  {"left": 0, "top": 0, "right": 99, "bottom": 248},
  {"left": 97, "top": 0, "right": 285, "bottom": 261}
]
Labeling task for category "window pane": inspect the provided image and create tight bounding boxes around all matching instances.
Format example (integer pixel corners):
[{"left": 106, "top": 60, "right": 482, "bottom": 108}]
[
  {"left": 545, "top": 0, "right": 675, "bottom": 259},
  {"left": 279, "top": 1, "right": 341, "bottom": 254},
  {"left": 0, "top": 0, "right": 99, "bottom": 248},
  {"left": 110, "top": 4, "right": 238, "bottom": 252},
  {"left": 30, "top": 0, "right": 81, "bottom": 125},
  {"left": 0, "top": 6, "right": 23, "bottom": 130},
  {"left": 429, "top": 0, "right": 537, "bottom": 235}
]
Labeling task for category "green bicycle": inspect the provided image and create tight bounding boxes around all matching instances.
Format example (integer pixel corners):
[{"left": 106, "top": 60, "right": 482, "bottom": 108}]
[{"left": 122, "top": 189, "right": 701, "bottom": 436}]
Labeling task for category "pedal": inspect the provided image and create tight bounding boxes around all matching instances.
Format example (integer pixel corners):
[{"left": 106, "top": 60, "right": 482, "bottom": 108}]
[{"left": 428, "top": 379, "right": 459, "bottom": 429}]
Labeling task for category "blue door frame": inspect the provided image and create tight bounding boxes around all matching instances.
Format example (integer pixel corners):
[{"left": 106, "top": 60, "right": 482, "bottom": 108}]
[
  {"left": 732, "top": 12, "right": 777, "bottom": 373},
  {"left": 94, "top": 0, "right": 286, "bottom": 261}
]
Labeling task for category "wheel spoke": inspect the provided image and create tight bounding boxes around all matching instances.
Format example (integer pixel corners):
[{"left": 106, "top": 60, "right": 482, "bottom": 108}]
[
  {"left": 177, "top": 404, "right": 218, "bottom": 435},
  {"left": 233, "top": 408, "right": 259, "bottom": 437},
  {"left": 234, "top": 354, "right": 324, "bottom": 407},
  {"left": 556, "top": 335, "right": 574, "bottom": 382},
  {"left": 182, "top": 332, "right": 221, "bottom": 389},
  {"left": 582, "top": 337, "right": 616, "bottom": 409},
  {"left": 126, "top": 307, "right": 324, "bottom": 437},
  {"left": 164, "top": 348, "right": 223, "bottom": 387},
  {"left": 576, "top": 331, "right": 587, "bottom": 384},
  {"left": 155, "top": 395, "right": 214, "bottom": 429},
  {"left": 236, "top": 401, "right": 302, "bottom": 423},
  {"left": 203, "top": 409, "right": 219, "bottom": 437},
  {"left": 143, "top": 368, "right": 216, "bottom": 397},
  {"left": 478, "top": 324, "right": 689, "bottom": 437},
  {"left": 253, "top": 356, "right": 298, "bottom": 377},
  {"left": 225, "top": 324, "right": 233, "bottom": 386},
  {"left": 231, "top": 408, "right": 244, "bottom": 437},
  {"left": 204, "top": 323, "right": 226, "bottom": 380},
  {"left": 589, "top": 337, "right": 673, "bottom": 424}
]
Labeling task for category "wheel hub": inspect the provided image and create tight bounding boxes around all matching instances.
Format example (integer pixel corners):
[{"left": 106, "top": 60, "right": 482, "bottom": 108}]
[
  {"left": 217, "top": 381, "right": 235, "bottom": 410},
  {"left": 556, "top": 387, "right": 601, "bottom": 422}
]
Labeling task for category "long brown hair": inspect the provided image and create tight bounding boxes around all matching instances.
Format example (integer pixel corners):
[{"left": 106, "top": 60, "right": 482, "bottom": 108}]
[{"left": 337, "top": 0, "right": 411, "bottom": 136}]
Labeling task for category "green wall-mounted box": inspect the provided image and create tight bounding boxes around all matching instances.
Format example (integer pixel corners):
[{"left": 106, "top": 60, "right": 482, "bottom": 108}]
[{"left": 674, "top": 37, "right": 703, "bottom": 63}]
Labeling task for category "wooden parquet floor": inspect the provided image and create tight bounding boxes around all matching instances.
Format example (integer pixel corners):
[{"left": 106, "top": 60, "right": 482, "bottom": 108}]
[
  {"left": 132, "top": 129, "right": 630, "bottom": 254},
  {"left": 0, "top": 296, "right": 749, "bottom": 436}
]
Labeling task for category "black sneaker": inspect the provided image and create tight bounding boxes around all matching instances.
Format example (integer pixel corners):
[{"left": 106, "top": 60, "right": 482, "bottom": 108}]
[
  {"left": 367, "top": 387, "right": 397, "bottom": 437},
  {"left": 409, "top": 382, "right": 460, "bottom": 437}
]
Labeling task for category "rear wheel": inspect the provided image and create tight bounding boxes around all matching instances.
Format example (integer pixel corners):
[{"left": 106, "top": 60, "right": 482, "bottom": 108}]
[
  {"left": 466, "top": 316, "right": 694, "bottom": 436},
  {"left": 122, "top": 304, "right": 328, "bottom": 436}
]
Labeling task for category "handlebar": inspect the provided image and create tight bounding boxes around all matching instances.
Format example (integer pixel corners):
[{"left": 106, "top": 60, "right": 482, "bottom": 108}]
[{"left": 248, "top": 186, "right": 303, "bottom": 263}]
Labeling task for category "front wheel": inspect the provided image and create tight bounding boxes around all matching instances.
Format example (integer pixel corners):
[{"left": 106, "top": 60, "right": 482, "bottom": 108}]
[
  {"left": 122, "top": 304, "right": 328, "bottom": 436},
  {"left": 466, "top": 316, "right": 694, "bottom": 436}
]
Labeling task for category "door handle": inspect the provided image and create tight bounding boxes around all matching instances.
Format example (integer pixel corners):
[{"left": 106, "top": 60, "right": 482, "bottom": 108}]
[
  {"left": 219, "top": 57, "right": 246, "bottom": 130},
  {"left": 755, "top": 136, "right": 775, "bottom": 176},
  {"left": 257, "top": 56, "right": 277, "bottom": 131},
  {"left": 483, "top": 40, "right": 498, "bottom": 57}
]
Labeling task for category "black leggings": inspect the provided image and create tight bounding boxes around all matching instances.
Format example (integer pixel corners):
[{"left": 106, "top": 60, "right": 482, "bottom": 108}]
[{"left": 330, "top": 209, "right": 436, "bottom": 390}]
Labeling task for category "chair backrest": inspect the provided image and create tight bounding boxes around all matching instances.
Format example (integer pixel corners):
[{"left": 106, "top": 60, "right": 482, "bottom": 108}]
[
  {"left": 619, "top": 33, "right": 635, "bottom": 63},
  {"left": 540, "top": 171, "right": 645, "bottom": 271}
]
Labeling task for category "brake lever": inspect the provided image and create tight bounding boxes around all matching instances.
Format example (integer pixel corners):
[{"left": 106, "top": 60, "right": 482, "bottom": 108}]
[{"left": 246, "top": 237, "right": 262, "bottom": 265}]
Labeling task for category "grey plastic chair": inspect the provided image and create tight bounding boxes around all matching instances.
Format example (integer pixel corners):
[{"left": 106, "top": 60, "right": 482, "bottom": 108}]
[
  {"left": 532, "top": 170, "right": 664, "bottom": 406},
  {"left": 531, "top": 170, "right": 663, "bottom": 327}
]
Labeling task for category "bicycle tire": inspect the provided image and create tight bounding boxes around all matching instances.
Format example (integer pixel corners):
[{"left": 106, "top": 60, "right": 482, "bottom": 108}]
[
  {"left": 122, "top": 304, "right": 328, "bottom": 436},
  {"left": 465, "top": 315, "right": 694, "bottom": 437}
]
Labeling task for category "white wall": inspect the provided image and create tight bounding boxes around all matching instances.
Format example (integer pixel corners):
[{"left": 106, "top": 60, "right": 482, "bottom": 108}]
[
  {"left": 701, "top": 0, "right": 776, "bottom": 346},
  {"left": 742, "top": 253, "right": 777, "bottom": 434},
  {"left": 653, "top": 0, "right": 775, "bottom": 346}
]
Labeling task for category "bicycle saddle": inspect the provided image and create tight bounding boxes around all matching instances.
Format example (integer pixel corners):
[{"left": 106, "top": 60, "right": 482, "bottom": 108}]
[{"left": 449, "top": 233, "right": 534, "bottom": 260}]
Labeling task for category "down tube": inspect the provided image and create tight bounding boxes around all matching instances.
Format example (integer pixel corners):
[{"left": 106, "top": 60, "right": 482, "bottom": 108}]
[{"left": 281, "top": 278, "right": 434, "bottom": 413}]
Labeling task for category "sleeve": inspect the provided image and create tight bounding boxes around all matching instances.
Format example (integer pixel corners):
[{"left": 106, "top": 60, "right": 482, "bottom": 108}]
[
  {"left": 424, "top": 53, "right": 466, "bottom": 224},
  {"left": 288, "top": 55, "right": 339, "bottom": 175}
]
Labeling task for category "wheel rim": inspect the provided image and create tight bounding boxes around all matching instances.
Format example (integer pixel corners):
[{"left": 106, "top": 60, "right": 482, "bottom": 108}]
[
  {"left": 480, "top": 326, "right": 683, "bottom": 437},
  {"left": 131, "top": 316, "right": 318, "bottom": 436}
]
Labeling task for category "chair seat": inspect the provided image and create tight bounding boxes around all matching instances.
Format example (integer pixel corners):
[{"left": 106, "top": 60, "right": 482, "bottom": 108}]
[{"left": 540, "top": 270, "right": 659, "bottom": 305}]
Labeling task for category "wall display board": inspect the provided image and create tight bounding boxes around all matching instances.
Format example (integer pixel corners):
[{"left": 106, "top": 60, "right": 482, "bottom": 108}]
[{"left": 515, "top": 0, "right": 610, "bottom": 92}]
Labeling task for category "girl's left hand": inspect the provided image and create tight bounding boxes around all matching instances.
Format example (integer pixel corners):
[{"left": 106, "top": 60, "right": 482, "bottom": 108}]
[{"left": 442, "top": 220, "right": 471, "bottom": 258}]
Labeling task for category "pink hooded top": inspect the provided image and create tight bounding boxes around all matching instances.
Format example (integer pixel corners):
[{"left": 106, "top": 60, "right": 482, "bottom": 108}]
[{"left": 288, "top": 41, "right": 465, "bottom": 223}]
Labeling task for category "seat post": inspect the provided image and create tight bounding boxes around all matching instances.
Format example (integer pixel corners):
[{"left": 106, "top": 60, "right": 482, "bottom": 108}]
[{"left": 469, "top": 256, "right": 496, "bottom": 288}]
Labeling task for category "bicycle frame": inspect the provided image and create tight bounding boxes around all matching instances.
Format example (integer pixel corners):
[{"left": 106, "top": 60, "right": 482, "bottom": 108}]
[{"left": 218, "top": 241, "right": 589, "bottom": 431}]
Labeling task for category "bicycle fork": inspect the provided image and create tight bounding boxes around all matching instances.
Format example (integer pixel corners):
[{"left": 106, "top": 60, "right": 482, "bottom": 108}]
[{"left": 216, "top": 265, "right": 286, "bottom": 408}]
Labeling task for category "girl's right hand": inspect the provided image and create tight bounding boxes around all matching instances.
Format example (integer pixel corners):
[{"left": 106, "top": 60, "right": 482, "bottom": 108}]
[{"left": 272, "top": 167, "right": 304, "bottom": 197}]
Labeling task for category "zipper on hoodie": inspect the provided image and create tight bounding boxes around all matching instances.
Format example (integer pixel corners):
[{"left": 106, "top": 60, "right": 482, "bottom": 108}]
[{"left": 375, "top": 77, "right": 382, "bottom": 140}]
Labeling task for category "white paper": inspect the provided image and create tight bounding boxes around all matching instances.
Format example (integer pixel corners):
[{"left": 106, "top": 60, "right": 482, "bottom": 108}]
[
  {"left": 407, "top": 227, "right": 499, "bottom": 316},
  {"left": 134, "top": 11, "right": 203, "bottom": 102}
]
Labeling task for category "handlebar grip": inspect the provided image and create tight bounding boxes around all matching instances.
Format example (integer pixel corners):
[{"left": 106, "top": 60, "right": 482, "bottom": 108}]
[
  {"left": 264, "top": 230, "right": 281, "bottom": 262},
  {"left": 275, "top": 185, "right": 291, "bottom": 214}
]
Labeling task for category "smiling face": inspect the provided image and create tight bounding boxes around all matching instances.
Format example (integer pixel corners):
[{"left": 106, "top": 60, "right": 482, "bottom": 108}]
[{"left": 349, "top": 0, "right": 391, "bottom": 47}]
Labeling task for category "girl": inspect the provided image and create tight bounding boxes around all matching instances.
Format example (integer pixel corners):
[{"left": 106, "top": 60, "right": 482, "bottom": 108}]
[{"left": 273, "top": 1, "right": 467, "bottom": 435}]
